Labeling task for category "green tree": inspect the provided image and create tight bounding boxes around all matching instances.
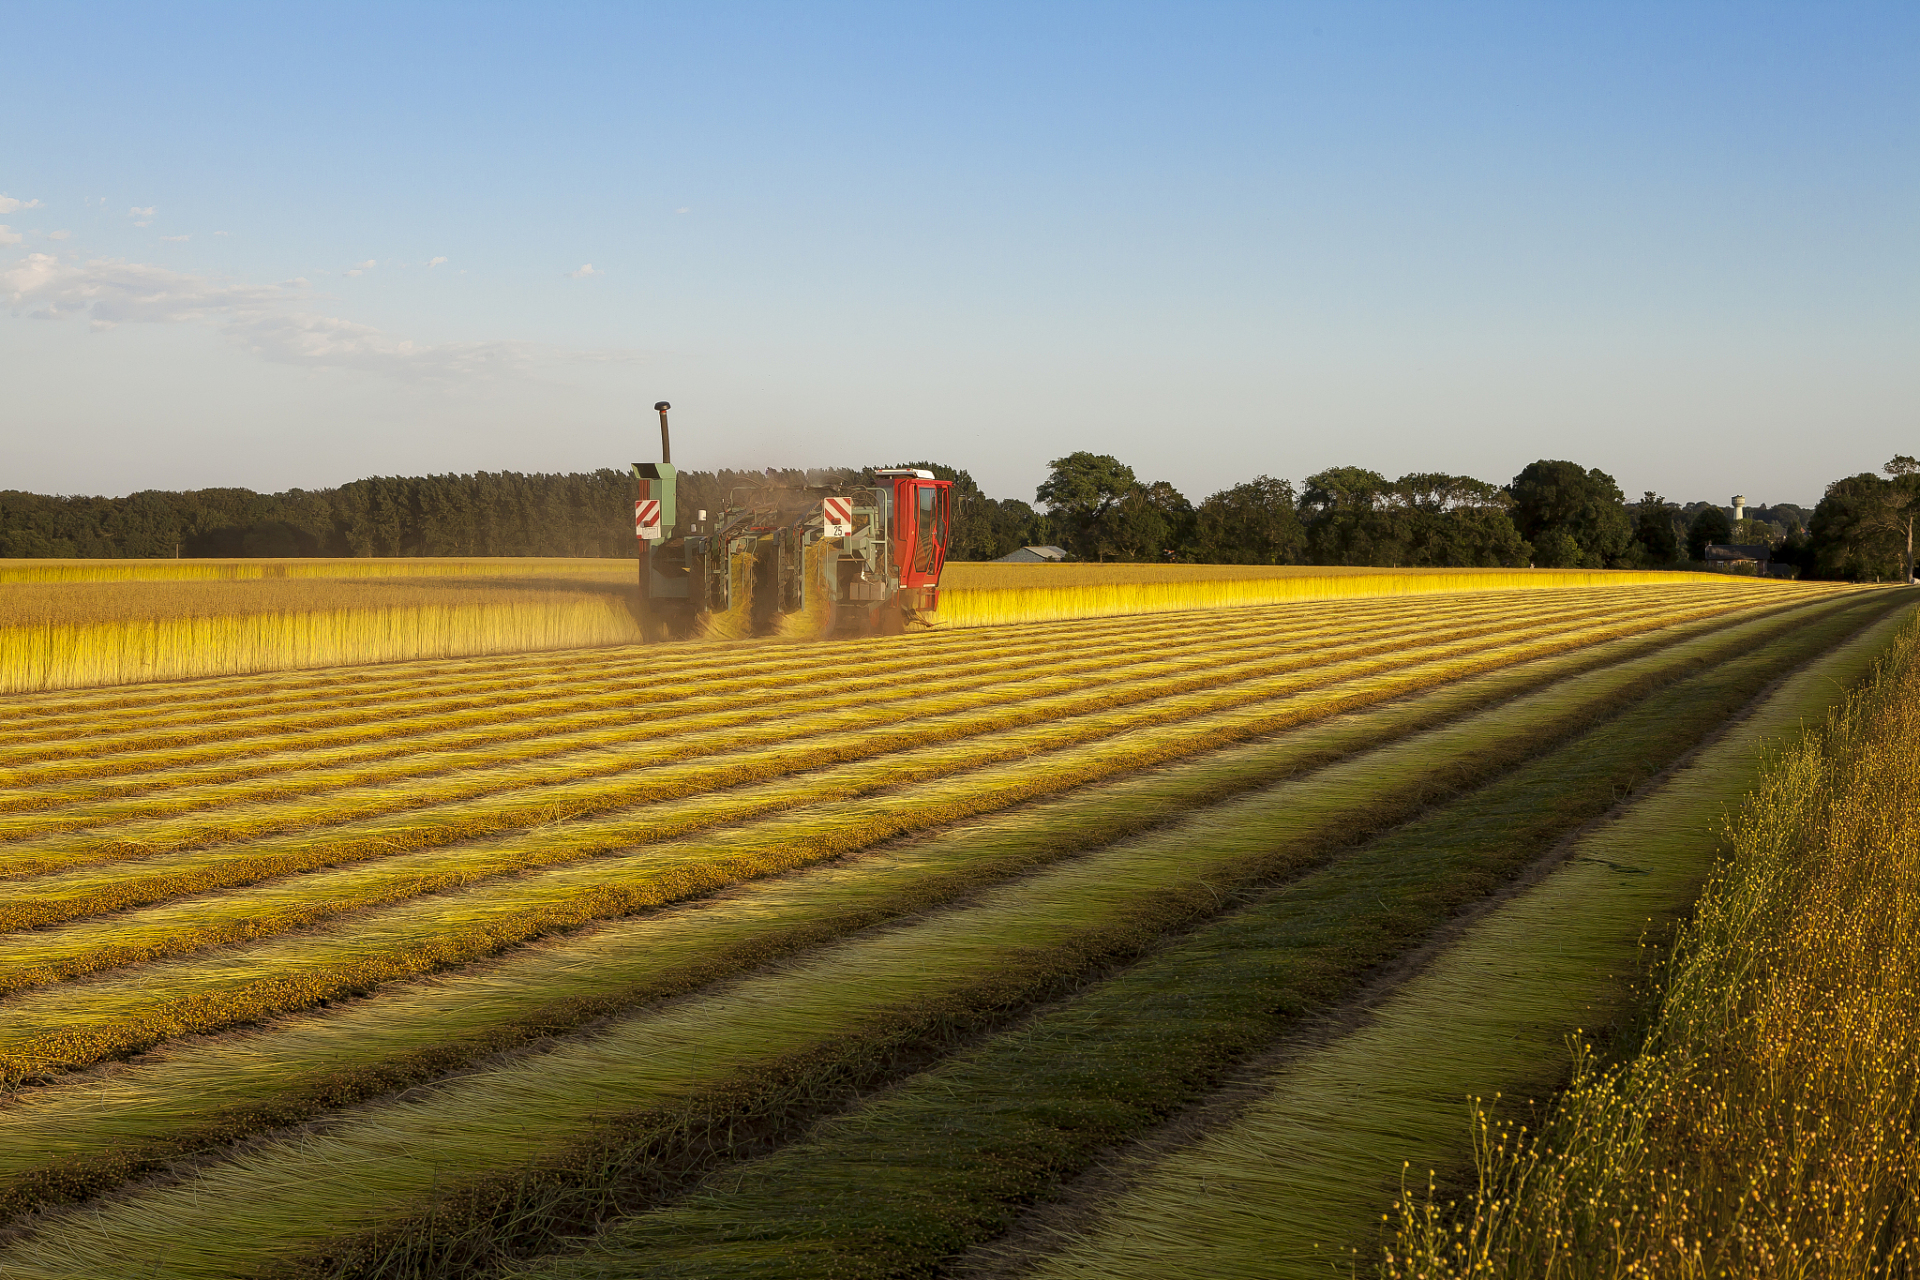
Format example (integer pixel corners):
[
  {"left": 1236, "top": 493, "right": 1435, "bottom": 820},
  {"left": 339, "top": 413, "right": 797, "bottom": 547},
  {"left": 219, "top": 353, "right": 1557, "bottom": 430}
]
[
  {"left": 1808, "top": 474, "right": 1903, "bottom": 581},
  {"left": 1631, "top": 492, "right": 1681, "bottom": 564},
  {"left": 1687, "top": 506, "right": 1732, "bottom": 562},
  {"left": 1874, "top": 455, "right": 1920, "bottom": 582},
  {"left": 1035, "top": 452, "right": 1139, "bottom": 561},
  {"left": 1509, "top": 461, "right": 1632, "bottom": 568},
  {"left": 1807, "top": 458, "right": 1920, "bottom": 583},
  {"left": 1298, "top": 467, "right": 1404, "bottom": 565},
  {"left": 1531, "top": 528, "right": 1586, "bottom": 568},
  {"left": 1189, "top": 476, "right": 1303, "bottom": 564},
  {"left": 1391, "top": 473, "right": 1531, "bottom": 567}
]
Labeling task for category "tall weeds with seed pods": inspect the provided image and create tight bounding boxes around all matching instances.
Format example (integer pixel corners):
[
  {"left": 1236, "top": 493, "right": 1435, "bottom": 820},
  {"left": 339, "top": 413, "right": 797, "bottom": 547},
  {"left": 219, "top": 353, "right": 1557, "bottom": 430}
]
[{"left": 1387, "top": 613, "right": 1920, "bottom": 1279}]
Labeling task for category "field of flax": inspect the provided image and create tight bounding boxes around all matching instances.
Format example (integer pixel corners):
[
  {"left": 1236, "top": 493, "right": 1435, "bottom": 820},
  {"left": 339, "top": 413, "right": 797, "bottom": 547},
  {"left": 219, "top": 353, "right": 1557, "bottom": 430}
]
[
  {"left": 1, "top": 558, "right": 1737, "bottom": 694},
  {"left": 0, "top": 574, "right": 1907, "bottom": 1280}
]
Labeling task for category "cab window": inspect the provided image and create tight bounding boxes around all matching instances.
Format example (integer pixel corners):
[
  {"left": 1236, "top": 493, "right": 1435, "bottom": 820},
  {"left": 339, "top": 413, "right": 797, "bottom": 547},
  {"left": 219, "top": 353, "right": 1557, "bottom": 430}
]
[{"left": 913, "top": 485, "right": 939, "bottom": 574}]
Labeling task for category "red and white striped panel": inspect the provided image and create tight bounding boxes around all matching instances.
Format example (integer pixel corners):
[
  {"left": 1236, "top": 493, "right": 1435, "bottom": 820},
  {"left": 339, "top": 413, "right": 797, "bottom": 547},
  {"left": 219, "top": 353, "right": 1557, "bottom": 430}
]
[
  {"left": 822, "top": 495, "right": 853, "bottom": 537},
  {"left": 636, "top": 499, "right": 662, "bottom": 541}
]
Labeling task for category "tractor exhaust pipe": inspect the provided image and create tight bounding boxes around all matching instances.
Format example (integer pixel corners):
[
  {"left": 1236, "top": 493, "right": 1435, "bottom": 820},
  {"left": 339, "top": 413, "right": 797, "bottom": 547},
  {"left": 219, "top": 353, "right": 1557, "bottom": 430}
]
[{"left": 654, "top": 402, "right": 672, "bottom": 464}]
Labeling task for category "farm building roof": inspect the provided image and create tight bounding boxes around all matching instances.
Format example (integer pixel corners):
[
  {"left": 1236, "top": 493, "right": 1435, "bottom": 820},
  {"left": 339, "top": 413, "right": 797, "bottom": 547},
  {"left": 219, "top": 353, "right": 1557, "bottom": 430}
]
[
  {"left": 994, "top": 545, "right": 1071, "bottom": 563},
  {"left": 1705, "top": 543, "right": 1773, "bottom": 564}
]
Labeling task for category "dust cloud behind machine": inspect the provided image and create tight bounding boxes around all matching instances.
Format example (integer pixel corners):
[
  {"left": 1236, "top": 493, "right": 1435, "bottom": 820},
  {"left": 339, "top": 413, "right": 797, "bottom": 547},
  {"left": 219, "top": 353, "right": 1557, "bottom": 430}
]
[{"left": 632, "top": 403, "right": 953, "bottom": 639}]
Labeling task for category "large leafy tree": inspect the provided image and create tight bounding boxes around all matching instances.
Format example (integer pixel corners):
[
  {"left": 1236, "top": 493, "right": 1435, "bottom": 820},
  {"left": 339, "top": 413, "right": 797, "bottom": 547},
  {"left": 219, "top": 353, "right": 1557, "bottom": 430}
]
[
  {"left": 1631, "top": 492, "right": 1681, "bottom": 564},
  {"left": 1509, "top": 461, "right": 1632, "bottom": 568},
  {"left": 1035, "top": 452, "right": 1140, "bottom": 561},
  {"left": 1809, "top": 458, "right": 1920, "bottom": 582},
  {"left": 1875, "top": 455, "right": 1920, "bottom": 582},
  {"left": 1189, "top": 476, "right": 1304, "bottom": 565},
  {"left": 1391, "top": 473, "right": 1531, "bottom": 567},
  {"left": 1686, "top": 505, "right": 1732, "bottom": 562},
  {"left": 1298, "top": 467, "right": 1405, "bottom": 565},
  {"left": 1110, "top": 480, "right": 1193, "bottom": 561}
]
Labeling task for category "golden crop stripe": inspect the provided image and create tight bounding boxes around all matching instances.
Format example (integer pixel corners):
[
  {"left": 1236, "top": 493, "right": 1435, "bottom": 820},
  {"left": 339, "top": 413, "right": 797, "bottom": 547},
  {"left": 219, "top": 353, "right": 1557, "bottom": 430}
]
[
  {"left": 0, "top": 602, "right": 1864, "bottom": 1277},
  {"left": 0, "top": 593, "right": 1818, "bottom": 1077},
  {"left": 0, "top": 593, "right": 1633, "bottom": 829},
  {"left": 0, "top": 597, "right": 1805, "bottom": 940},
  {"left": 0, "top": 596, "right": 1694, "bottom": 881},
  {"left": 0, "top": 596, "right": 1442, "bottom": 783},
  {"left": 0, "top": 591, "right": 1462, "bottom": 763}
]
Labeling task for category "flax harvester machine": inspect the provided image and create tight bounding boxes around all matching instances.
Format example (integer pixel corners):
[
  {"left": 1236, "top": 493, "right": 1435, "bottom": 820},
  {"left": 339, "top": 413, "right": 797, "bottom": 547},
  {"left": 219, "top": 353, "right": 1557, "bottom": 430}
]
[{"left": 632, "top": 403, "right": 954, "bottom": 639}]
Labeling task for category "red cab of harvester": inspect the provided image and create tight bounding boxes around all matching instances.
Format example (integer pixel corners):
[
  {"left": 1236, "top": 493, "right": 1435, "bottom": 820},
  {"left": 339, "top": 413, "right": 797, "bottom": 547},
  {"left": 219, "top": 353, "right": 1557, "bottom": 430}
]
[{"left": 632, "top": 404, "right": 953, "bottom": 638}]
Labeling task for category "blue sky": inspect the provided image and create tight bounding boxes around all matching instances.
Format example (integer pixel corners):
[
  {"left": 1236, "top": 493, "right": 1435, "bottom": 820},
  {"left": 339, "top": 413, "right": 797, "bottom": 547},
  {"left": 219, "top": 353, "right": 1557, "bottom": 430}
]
[{"left": 2, "top": 2, "right": 1913, "bottom": 508}]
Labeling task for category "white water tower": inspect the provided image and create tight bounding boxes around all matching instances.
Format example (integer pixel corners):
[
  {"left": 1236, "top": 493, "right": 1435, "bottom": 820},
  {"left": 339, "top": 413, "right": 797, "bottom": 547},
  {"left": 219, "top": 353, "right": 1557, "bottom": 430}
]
[{"left": 1732, "top": 495, "right": 1746, "bottom": 523}]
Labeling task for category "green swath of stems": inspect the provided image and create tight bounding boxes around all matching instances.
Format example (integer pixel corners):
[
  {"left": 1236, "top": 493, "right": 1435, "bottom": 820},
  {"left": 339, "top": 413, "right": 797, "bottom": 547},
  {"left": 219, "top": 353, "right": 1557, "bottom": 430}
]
[
  {"left": 474, "top": 590, "right": 1911, "bottom": 1280},
  {"left": 1025, "top": 597, "right": 1917, "bottom": 1280},
  {"left": 0, "top": 596, "right": 1811, "bottom": 1010},
  {"left": 0, "top": 594, "right": 1587, "bottom": 837},
  {"left": 0, "top": 596, "right": 1821, "bottom": 1209},
  {"left": 0, "top": 598, "right": 1701, "bottom": 923},
  {"left": 0, "top": 597, "right": 1884, "bottom": 1280}
]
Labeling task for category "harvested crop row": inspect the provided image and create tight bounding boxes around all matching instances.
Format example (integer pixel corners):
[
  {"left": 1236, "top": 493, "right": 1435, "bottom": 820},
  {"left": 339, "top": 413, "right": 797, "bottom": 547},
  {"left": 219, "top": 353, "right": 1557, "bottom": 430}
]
[
  {"left": 0, "top": 594, "right": 1833, "bottom": 1087},
  {"left": 1025, "top": 601, "right": 1918, "bottom": 1280},
  {"left": 486, "top": 592, "right": 1912, "bottom": 1280},
  {"left": 0, "top": 590, "right": 1494, "bottom": 769},
  {"left": 0, "top": 593, "right": 1875, "bottom": 1280},
  {"left": 0, "top": 594, "right": 1883, "bottom": 1219},
  {"left": 0, "top": 598, "right": 1770, "bottom": 922},
  {"left": 0, "top": 594, "right": 1594, "bottom": 831}
]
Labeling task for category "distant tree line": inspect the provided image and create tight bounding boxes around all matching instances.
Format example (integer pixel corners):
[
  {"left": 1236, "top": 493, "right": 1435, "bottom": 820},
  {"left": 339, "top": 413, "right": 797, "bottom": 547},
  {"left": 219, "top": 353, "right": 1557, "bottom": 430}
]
[
  {"left": 1013, "top": 451, "right": 1918, "bottom": 581},
  {"left": 2, "top": 453, "right": 1913, "bottom": 581}
]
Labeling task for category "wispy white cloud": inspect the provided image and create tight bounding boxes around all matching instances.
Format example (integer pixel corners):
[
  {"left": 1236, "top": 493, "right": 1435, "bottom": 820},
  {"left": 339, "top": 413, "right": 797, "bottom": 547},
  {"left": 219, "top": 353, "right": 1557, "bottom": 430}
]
[
  {"left": 160, "top": 234, "right": 190, "bottom": 243},
  {"left": 566, "top": 263, "right": 602, "bottom": 278},
  {"left": 2, "top": 252, "right": 633, "bottom": 381},
  {"left": 344, "top": 258, "right": 377, "bottom": 277},
  {"left": 214, "top": 230, "right": 231, "bottom": 237},
  {"left": 0, "top": 196, "right": 43, "bottom": 214},
  {"left": 676, "top": 206, "right": 690, "bottom": 214},
  {"left": 0, "top": 227, "right": 20, "bottom": 247},
  {"left": 3, "top": 253, "right": 289, "bottom": 327},
  {"left": 428, "top": 256, "right": 447, "bottom": 268},
  {"left": 128, "top": 205, "right": 155, "bottom": 227},
  {"left": 47, "top": 230, "right": 70, "bottom": 241}
]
